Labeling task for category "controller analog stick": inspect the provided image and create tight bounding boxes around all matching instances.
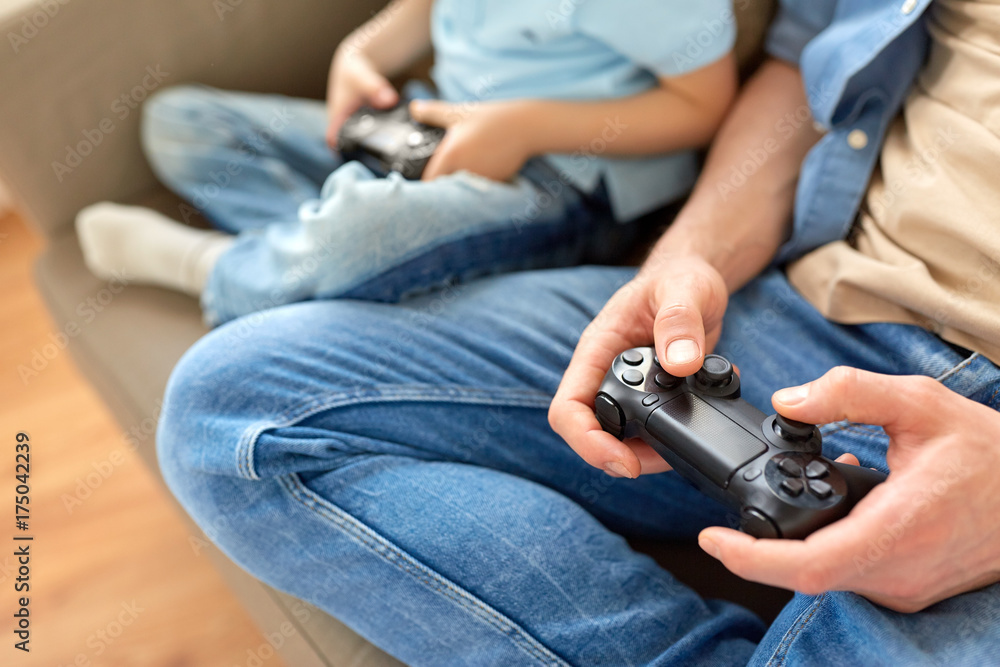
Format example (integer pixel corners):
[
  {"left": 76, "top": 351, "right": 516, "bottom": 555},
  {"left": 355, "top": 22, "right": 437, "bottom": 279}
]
[
  {"left": 695, "top": 355, "right": 734, "bottom": 387},
  {"left": 774, "top": 415, "right": 816, "bottom": 441}
]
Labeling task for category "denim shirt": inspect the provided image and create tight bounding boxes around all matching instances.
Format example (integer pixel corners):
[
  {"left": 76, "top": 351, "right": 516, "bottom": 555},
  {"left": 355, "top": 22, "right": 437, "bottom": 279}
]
[{"left": 768, "top": 0, "right": 932, "bottom": 262}]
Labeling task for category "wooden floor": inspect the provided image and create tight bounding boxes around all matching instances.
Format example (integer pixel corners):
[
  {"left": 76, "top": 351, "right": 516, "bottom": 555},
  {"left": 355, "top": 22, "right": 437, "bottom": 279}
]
[{"left": 0, "top": 211, "right": 286, "bottom": 666}]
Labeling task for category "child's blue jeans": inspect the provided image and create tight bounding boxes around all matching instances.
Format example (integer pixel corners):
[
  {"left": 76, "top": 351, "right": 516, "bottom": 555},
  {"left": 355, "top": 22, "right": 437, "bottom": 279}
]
[
  {"left": 157, "top": 261, "right": 1000, "bottom": 666},
  {"left": 141, "top": 85, "right": 636, "bottom": 326}
]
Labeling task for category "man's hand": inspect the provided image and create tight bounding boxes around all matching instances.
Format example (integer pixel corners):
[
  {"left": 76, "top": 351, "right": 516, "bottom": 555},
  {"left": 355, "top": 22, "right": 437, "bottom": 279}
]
[
  {"left": 326, "top": 49, "right": 399, "bottom": 149},
  {"left": 699, "top": 367, "right": 1000, "bottom": 613},
  {"left": 409, "top": 100, "right": 532, "bottom": 182},
  {"left": 548, "top": 255, "right": 729, "bottom": 478}
]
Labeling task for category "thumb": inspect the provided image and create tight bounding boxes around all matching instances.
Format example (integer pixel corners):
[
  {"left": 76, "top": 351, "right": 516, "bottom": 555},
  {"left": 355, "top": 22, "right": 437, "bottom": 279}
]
[
  {"left": 355, "top": 68, "right": 398, "bottom": 108},
  {"left": 651, "top": 263, "right": 727, "bottom": 378},
  {"left": 772, "top": 367, "right": 936, "bottom": 433},
  {"left": 410, "top": 99, "right": 458, "bottom": 128}
]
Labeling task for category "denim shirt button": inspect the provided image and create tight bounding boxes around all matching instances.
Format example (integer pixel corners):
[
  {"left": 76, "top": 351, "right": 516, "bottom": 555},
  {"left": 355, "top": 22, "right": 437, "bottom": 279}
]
[
  {"left": 902, "top": 0, "right": 918, "bottom": 15},
  {"left": 847, "top": 129, "right": 869, "bottom": 150}
]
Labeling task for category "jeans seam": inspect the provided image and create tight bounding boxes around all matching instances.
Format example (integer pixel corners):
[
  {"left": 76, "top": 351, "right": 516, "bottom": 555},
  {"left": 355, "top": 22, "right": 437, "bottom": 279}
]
[
  {"left": 279, "top": 473, "right": 570, "bottom": 667},
  {"left": 764, "top": 594, "right": 827, "bottom": 667},
  {"left": 934, "top": 352, "right": 979, "bottom": 383},
  {"left": 236, "top": 385, "right": 554, "bottom": 480}
]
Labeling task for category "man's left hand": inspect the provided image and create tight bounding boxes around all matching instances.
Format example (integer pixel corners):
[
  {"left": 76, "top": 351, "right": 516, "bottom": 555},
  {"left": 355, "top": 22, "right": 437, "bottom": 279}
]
[{"left": 699, "top": 366, "right": 1000, "bottom": 612}]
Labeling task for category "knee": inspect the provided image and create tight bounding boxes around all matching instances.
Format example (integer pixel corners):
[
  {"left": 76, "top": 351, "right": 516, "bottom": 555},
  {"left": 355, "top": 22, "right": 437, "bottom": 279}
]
[
  {"left": 156, "top": 319, "right": 270, "bottom": 503},
  {"left": 141, "top": 85, "right": 231, "bottom": 174}
]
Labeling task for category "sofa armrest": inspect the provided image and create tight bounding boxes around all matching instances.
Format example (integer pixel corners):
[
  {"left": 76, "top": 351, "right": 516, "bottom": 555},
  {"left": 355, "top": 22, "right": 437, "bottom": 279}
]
[{"left": 0, "top": 0, "right": 386, "bottom": 238}]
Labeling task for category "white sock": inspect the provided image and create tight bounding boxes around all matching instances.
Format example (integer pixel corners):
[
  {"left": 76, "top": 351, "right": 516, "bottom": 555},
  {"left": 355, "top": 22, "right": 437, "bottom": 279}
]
[{"left": 76, "top": 202, "right": 234, "bottom": 295}]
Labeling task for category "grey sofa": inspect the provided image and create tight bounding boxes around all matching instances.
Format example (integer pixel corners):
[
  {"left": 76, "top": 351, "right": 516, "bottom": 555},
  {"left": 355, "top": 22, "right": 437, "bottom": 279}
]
[{"left": 0, "top": 1, "right": 786, "bottom": 664}]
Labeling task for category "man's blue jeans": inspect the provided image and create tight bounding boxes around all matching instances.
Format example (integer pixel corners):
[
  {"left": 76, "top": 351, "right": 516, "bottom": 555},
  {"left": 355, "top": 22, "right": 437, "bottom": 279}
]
[
  {"left": 141, "top": 85, "right": 634, "bottom": 326},
  {"left": 158, "top": 260, "right": 1000, "bottom": 665}
]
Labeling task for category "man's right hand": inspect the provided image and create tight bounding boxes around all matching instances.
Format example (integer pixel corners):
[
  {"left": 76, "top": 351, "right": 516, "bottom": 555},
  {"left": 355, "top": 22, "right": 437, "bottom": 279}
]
[
  {"left": 548, "top": 255, "right": 729, "bottom": 479},
  {"left": 325, "top": 49, "right": 399, "bottom": 149}
]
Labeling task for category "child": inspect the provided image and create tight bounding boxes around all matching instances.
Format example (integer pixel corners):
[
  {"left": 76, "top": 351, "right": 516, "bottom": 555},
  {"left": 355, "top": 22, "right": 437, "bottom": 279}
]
[{"left": 77, "top": 0, "right": 737, "bottom": 326}]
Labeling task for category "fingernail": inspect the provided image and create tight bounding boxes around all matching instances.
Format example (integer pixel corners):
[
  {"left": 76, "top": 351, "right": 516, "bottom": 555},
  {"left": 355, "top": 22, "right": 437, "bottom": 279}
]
[
  {"left": 699, "top": 535, "right": 721, "bottom": 559},
  {"left": 604, "top": 461, "right": 634, "bottom": 479},
  {"left": 774, "top": 384, "right": 809, "bottom": 406},
  {"left": 666, "top": 339, "right": 700, "bottom": 366}
]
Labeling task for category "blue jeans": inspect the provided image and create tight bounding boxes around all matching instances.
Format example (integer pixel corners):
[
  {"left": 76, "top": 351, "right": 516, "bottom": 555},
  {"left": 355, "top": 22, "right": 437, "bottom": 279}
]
[
  {"left": 157, "top": 265, "right": 1000, "bottom": 666},
  {"left": 141, "top": 85, "right": 636, "bottom": 326}
]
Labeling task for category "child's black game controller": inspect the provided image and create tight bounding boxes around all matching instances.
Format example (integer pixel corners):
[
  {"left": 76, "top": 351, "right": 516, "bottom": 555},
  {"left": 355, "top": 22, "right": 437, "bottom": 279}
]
[
  {"left": 337, "top": 104, "right": 446, "bottom": 180},
  {"left": 594, "top": 347, "right": 886, "bottom": 539}
]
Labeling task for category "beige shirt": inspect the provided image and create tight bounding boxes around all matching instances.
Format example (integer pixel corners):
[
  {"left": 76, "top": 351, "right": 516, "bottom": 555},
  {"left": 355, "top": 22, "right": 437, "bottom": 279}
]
[{"left": 787, "top": 0, "right": 1000, "bottom": 363}]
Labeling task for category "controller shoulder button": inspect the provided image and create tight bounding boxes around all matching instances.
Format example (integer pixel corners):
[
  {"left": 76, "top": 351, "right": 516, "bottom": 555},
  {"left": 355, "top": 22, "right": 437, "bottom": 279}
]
[
  {"left": 622, "top": 350, "right": 644, "bottom": 366},
  {"left": 805, "top": 460, "right": 829, "bottom": 479},
  {"left": 621, "top": 369, "right": 644, "bottom": 386},
  {"left": 641, "top": 394, "right": 660, "bottom": 407},
  {"left": 740, "top": 507, "right": 780, "bottom": 539},
  {"left": 780, "top": 478, "right": 804, "bottom": 497}
]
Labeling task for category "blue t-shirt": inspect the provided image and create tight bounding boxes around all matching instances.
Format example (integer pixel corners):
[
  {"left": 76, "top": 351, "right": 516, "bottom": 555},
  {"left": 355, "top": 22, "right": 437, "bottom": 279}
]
[{"left": 430, "top": 0, "right": 736, "bottom": 221}]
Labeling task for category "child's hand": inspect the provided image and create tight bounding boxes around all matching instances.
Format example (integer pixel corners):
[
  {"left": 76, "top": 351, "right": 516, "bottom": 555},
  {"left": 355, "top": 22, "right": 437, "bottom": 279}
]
[
  {"left": 409, "top": 100, "right": 532, "bottom": 182},
  {"left": 326, "top": 49, "right": 399, "bottom": 149}
]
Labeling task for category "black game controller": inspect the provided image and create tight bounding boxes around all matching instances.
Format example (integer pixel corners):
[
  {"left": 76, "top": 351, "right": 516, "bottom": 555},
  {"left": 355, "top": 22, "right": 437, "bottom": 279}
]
[
  {"left": 337, "top": 104, "right": 446, "bottom": 180},
  {"left": 594, "top": 347, "right": 886, "bottom": 539}
]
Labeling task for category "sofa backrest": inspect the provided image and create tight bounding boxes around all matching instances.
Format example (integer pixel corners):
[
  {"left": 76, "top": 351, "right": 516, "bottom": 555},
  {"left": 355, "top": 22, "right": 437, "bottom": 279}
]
[
  {"left": 0, "top": 0, "right": 386, "bottom": 237},
  {"left": 0, "top": 0, "right": 774, "bottom": 239}
]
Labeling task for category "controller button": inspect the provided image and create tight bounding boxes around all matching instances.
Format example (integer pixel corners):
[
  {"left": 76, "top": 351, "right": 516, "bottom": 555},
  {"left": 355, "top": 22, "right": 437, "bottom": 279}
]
[
  {"left": 775, "top": 415, "right": 816, "bottom": 441},
  {"left": 742, "top": 467, "right": 762, "bottom": 481},
  {"left": 696, "top": 355, "right": 734, "bottom": 387},
  {"left": 407, "top": 131, "right": 425, "bottom": 147},
  {"left": 621, "top": 369, "right": 644, "bottom": 386},
  {"left": 778, "top": 458, "right": 803, "bottom": 477},
  {"left": 780, "top": 478, "right": 804, "bottom": 497},
  {"left": 805, "top": 460, "right": 829, "bottom": 479},
  {"left": 740, "top": 507, "right": 779, "bottom": 539},
  {"left": 594, "top": 394, "right": 624, "bottom": 438},
  {"left": 808, "top": 479, "right": 833, "bottom": 499},
  {"left": 641, "top": 394, "right": 660, "bottom": 407},
  {"left": 654, "top": 372, "right": 681, "bottom": 389},
  {"left": 622, "top": 350, "right": 645, "bottom": 366}
]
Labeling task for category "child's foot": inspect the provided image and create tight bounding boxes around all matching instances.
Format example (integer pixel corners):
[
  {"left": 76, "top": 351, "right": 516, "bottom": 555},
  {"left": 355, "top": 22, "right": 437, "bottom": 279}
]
[{"left": 76, "top": 202, "right": 233, "bottom": 295}]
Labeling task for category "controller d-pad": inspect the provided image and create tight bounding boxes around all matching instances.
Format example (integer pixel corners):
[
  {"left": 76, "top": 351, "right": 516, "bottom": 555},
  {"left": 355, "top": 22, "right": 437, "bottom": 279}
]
[
  {"left": 780, "top": 478, "right": 804, "bottom": 497},
  {"left": 808, "top": 479, "right": 833, "bottom": 499},
  {"left": 778, "top": 458, "right": 802, "bottom": 477},
  {"left": 622, "top": 350, "right": 644, "bottom": 366},
  {"left": 805, "top": 460, "right": 829, "bottom": 479},
  {"left": 621, "top": 369, "right": 644, "bottom": 386}
]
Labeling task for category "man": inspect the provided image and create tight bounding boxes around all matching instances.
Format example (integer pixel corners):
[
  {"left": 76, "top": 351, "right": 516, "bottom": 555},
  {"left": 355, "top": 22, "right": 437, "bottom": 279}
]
[{"left": 158, "top": 0, "right": 1000, "bottom": 664}]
